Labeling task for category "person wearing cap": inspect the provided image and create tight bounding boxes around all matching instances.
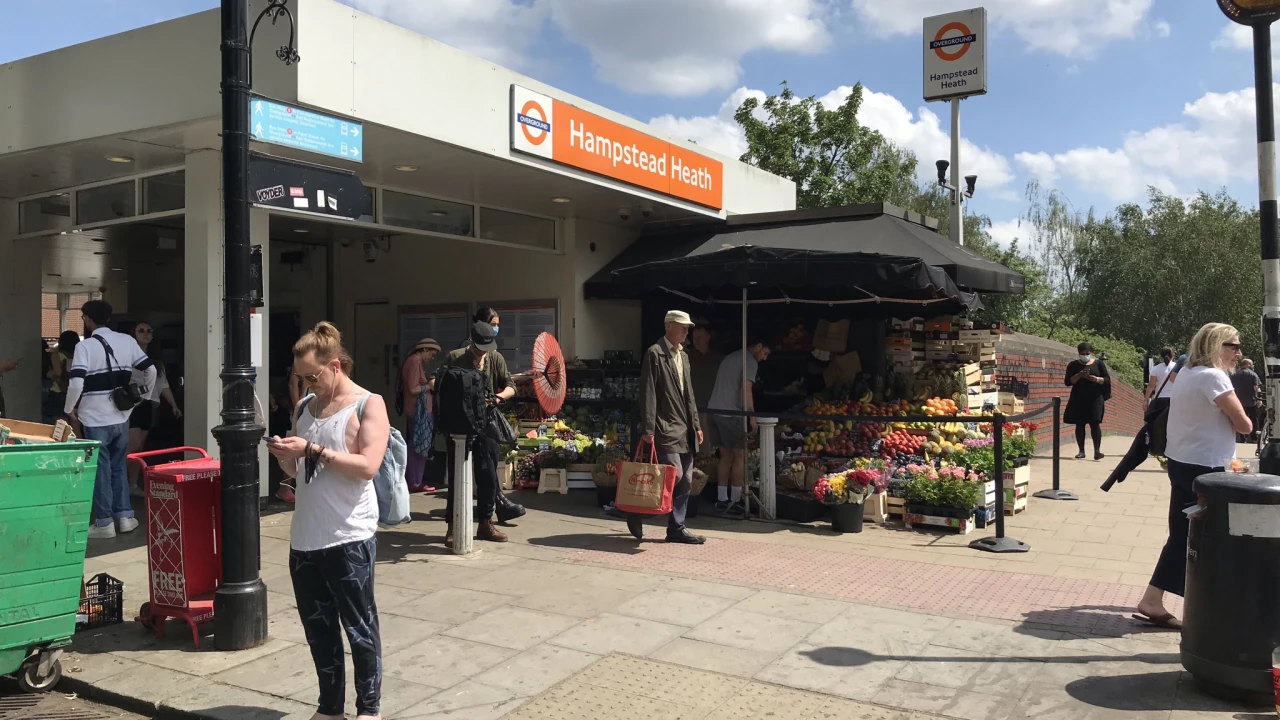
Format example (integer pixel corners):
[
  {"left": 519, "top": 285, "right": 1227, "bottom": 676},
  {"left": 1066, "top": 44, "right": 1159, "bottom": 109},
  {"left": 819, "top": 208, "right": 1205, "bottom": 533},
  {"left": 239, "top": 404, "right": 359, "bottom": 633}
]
[
  {"left": 633, "top": 310, "right": 705, "bottom": 544},
  {"left": 434, "top": 321, "right": 520, "bottom": 543},
  {"left": 399, "top": 337, "right": 441, "bottom": 492}
]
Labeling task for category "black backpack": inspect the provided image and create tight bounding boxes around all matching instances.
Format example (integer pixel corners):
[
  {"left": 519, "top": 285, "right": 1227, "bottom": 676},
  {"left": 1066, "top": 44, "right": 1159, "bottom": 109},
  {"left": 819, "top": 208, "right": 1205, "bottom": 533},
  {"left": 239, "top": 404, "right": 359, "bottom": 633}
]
[{"left": 433, "top": 365, "right": 488, "bottom": 437}]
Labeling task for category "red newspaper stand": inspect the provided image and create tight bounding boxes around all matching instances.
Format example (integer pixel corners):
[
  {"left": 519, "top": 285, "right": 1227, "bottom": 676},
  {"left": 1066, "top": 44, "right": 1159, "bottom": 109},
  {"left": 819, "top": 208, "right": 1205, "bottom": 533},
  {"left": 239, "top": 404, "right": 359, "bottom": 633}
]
[{"left": 126, "top": 448, "right": 221, "bottom": 648}]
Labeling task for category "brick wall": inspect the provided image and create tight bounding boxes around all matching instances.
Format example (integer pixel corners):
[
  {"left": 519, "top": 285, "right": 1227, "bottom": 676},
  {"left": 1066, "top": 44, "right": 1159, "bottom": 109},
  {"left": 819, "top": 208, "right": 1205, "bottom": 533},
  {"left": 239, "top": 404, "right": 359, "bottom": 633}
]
[{"left": 993, "top": 333, "right": 1144, "bottom": 448}]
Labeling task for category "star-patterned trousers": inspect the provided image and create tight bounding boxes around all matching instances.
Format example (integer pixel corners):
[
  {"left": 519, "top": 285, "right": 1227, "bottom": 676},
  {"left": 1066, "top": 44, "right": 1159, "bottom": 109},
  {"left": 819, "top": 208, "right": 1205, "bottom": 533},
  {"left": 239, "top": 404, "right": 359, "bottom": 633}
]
[{"left": 290, "top": 537, "right": 382, "bottom": 717}]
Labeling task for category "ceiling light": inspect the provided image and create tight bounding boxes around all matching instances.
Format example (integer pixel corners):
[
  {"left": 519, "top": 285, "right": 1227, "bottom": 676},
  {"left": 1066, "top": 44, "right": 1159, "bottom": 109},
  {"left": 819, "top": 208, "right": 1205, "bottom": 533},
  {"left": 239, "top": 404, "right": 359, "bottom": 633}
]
[
  {"left": 430, "top": 210, "right": 448, "bottom": 217},
  {"left": 294, "top": 228, "right": 309, "bottom": 233},
  {"left": 105, "top": 156, "right": 133, "bottom": 163},
  {"left": 93, "top": 251, "right": 107, "bottom": 256},
  {"left": 110, "top": 267, "right": 124, "bottom": 271},
  {"left": 551, "top": 197, "right": 572, "bottom": 204},
  {"left": 394, "top": 164, "right": 417, "bottom": 172},
  {"left": 47, "top": 273, "right": 61, "bottom": 277}
]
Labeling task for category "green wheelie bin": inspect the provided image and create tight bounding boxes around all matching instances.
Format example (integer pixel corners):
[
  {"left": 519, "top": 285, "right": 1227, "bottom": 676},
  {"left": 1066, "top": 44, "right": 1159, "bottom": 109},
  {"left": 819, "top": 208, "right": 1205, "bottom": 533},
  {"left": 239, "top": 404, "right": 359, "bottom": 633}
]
[{"left": 0, "top": 440, "right": 99, "bottom": 692}]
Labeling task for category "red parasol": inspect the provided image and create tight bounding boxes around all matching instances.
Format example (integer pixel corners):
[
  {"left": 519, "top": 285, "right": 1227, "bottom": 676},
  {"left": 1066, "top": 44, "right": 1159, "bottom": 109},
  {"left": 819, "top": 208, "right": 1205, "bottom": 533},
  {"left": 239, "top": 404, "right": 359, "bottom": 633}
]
[{"left": 531, "top": 332, "right": 566, "bottom": 416}]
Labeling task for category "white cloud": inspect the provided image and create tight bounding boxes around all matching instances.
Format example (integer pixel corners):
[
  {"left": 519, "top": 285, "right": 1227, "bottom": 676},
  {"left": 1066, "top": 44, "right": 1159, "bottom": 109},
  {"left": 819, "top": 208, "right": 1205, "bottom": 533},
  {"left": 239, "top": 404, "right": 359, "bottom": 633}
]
[
  {"left": 1015, "top": 85, "right": 1272, "bottom": 202},
  {"left": 1154, "top": 20, "right": 1170, "bottom": 38},
  {"left": 342, "top": 0, "right": 546, "bottom": 69},
  {"left": 852, "top": 0, "right": 1153, "bottom": 58},
  {"left": 649, "top": 85, "right": 1015, "bottom": 189},
  {"left": 1212, "top": 23, "right": 1253, "bottom": 51},
  {"left": 987, "top": 219, "right": 1024, "bottom": 248},
  {"left": 545, "top": 0, "right": 829, "bottom": 96}
]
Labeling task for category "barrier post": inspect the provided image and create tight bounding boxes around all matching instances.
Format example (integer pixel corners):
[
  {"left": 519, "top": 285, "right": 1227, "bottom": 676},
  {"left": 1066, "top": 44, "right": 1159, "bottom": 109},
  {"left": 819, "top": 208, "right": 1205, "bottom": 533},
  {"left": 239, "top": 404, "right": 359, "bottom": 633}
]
[
  {"left": 450, "top": 435, "right": 474, "bottom": 555},
  {"left": 971, "top": 412, "right": 1031, "bottom": 553},
  {"left": 1034, "top": 396, "right": 1078, "bottom": 501},
  {"left": 756, "top": 417, "right": 778, "bottom": 520}
]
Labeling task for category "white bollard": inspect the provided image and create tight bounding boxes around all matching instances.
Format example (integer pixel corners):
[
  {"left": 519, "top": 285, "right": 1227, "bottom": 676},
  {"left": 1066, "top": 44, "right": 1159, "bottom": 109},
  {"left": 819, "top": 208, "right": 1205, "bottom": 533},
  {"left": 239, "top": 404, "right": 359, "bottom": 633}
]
[
  {"left": 757, "top": 417, "right": 778, "bottom": 520},
  {"left": 450, "top": 435, "right": 474, "bottom": 555}
]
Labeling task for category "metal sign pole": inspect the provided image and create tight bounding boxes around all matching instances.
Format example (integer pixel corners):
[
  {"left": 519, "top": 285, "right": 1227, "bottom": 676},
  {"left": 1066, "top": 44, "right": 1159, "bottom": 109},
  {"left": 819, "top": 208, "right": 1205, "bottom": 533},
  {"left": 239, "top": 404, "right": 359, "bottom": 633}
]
[
  {"left": 950, "top": 98, "right": 964, "bottom": 246},
  {"left": 451, "top": 435, "right": 474, "bottom": 555}
]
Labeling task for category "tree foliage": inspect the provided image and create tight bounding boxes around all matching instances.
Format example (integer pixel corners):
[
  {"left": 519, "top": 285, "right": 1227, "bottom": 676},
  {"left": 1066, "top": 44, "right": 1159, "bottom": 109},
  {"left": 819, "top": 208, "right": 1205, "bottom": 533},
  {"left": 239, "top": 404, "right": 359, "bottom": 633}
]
[
  {"left": 735, "top": 82, "right": 922, "bottom": 209},
  {"left": 733, "top": 83, "right": 1263, "bottom": 387}
]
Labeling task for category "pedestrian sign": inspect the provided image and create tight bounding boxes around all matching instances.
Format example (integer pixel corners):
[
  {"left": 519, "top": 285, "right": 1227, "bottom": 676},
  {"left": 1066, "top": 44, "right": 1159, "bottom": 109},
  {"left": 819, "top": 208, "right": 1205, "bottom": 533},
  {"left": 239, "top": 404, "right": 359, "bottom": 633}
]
[{"left": 250, "top": 96, "right": 363, "bottom": 163}]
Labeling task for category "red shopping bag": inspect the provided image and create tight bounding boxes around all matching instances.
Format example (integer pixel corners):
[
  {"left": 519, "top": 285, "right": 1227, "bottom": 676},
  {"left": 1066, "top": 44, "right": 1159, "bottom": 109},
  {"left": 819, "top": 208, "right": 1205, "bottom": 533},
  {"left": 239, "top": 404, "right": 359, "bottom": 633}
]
[{"left": 614, "top": 440, "right": 677, "bottom": 515}]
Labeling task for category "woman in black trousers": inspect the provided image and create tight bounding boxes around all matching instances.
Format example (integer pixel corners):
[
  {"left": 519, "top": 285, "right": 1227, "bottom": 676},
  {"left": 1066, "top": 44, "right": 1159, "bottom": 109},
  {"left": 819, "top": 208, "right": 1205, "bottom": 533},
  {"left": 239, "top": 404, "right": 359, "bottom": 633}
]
[
  {"left": 1063, "top": 342, "right": 1110, "bottom": 460},
  {"left": 1136, "top": 323, "right": 1252, "bottom": 630}
]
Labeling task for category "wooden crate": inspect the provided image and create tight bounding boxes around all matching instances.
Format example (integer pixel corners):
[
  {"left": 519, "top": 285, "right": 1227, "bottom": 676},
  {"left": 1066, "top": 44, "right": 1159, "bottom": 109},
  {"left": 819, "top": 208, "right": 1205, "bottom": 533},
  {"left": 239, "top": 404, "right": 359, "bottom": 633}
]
[
  {"left": 886, "top": 495, "right": 906, "bottom": 517},
  {"left": 1004, "top": 494, "right": 1028, "bottom": 515},
  {"left": 863, "top": 493, "right": 888, "bottom": 523},
  {"left": 905, "top": 511, "right": 975, "bottom": 535}
]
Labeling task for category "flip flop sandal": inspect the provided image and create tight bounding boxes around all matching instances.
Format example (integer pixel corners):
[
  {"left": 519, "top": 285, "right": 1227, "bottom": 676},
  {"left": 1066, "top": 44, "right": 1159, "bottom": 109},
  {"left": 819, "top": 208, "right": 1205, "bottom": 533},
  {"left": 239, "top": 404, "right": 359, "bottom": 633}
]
[{"left": 1131, "top": 612, "right": 1182, "bottom": 630}]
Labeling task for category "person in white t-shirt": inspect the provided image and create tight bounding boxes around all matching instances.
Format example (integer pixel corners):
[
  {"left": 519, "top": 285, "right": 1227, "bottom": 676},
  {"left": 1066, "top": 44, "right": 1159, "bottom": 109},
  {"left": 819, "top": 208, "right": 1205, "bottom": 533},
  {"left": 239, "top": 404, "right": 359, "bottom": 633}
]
[
  {"left": 1145, "top": 346, "right": 1176, "bottom": 406},
  {"left": 1135, "top": 323, "right": 1251, "bottom": 631}
]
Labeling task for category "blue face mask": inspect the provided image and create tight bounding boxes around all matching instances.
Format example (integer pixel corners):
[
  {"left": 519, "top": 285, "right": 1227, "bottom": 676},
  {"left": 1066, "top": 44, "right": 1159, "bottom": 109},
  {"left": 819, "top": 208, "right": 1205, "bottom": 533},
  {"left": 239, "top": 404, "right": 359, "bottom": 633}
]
[
  {"left": 1080, "top": 354, "right": 1092, "bottom": 363},
  {"left": 492, "top": 325, "right": 499, "bottom": 336}
]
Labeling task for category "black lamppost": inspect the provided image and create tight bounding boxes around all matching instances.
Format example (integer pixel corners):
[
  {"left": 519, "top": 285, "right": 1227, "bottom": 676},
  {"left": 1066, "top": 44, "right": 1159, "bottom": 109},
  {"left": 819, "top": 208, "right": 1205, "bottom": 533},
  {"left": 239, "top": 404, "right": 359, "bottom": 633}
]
[
  {"left": 1217, "top": 0, "right": 1280, "bottom": 474},
  {"left": 215, "top": 0, "right": 298, "bottom": 651}
]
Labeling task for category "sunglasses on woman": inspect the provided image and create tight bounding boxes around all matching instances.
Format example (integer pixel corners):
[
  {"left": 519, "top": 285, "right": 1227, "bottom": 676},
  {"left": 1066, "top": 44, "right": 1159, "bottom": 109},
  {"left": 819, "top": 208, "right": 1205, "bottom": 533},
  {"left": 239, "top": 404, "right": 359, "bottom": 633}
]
[
  {"left": 300, "top": 366, "right": 330, "bottom": 384},
  {"left": 1223, "top": 342, "right": 1242, "bottom": 350}
]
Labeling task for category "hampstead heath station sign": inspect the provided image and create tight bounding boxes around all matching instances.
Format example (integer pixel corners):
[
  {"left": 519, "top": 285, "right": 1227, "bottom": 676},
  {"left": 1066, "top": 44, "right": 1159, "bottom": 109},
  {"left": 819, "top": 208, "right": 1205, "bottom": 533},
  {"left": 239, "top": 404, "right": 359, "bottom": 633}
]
[
  {"left": 510, "top": 85, "right": 724, "bottom": 210},
  {"left": 923, "top": 7, "right": 988, "bottom": 102}
]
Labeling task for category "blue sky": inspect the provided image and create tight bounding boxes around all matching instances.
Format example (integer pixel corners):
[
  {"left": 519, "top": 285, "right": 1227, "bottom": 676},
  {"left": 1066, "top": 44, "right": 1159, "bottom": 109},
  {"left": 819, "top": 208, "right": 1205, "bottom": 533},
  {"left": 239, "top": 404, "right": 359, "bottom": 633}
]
[{"left": 3, "top": 0, "right": 1270, "bottom": 244}]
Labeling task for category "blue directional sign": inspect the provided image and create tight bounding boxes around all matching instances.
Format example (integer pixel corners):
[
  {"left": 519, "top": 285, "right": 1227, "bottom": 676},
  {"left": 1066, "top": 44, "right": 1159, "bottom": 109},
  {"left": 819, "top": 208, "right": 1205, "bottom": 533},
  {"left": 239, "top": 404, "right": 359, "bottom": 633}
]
[{"left": 250, "top": 97, "right": 363, "bottom": 163}]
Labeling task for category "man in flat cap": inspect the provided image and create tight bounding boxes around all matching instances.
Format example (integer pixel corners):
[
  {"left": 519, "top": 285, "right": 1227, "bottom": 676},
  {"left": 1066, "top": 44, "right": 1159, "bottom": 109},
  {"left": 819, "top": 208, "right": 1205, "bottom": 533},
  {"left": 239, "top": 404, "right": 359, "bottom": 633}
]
[{"left": 632, "top": 310, "right": 705, "bottom": 544}]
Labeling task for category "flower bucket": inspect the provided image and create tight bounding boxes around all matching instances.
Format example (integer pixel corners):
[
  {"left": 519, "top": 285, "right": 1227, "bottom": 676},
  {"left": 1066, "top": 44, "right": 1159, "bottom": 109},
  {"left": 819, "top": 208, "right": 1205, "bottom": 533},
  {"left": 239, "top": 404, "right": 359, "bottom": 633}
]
[{"left": 830, "top": 502, "right": 864, "bottom": 534}]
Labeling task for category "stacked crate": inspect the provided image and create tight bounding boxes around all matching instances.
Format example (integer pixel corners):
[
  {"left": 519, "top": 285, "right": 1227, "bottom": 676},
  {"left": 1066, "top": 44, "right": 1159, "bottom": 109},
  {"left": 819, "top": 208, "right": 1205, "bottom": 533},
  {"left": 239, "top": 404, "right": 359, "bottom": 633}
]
[{"left": 887, "top": 318, "right": 925, "bottom": 372}]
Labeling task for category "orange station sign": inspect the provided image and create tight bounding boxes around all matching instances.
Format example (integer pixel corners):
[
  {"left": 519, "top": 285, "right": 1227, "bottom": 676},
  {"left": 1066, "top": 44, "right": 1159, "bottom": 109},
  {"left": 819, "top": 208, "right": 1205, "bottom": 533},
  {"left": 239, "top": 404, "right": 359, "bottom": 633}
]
[{"left": 511, "top": 85, "right": 723, "bottom": 210}]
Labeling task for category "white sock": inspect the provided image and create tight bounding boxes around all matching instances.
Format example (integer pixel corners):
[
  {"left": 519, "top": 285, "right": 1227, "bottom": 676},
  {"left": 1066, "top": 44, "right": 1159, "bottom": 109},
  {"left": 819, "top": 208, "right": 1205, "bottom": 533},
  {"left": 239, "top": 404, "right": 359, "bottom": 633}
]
[
  {"left": 718, "top": 486, "right": 729, "bottom": 502},
  {"left": 731, "top": 486, "right": 743, "bottom": 503}
]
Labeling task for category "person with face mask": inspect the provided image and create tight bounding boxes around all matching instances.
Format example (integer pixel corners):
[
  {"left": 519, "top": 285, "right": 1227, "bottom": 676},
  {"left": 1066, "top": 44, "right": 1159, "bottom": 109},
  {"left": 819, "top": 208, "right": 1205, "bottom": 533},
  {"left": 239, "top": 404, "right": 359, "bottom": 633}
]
[{"left": 1063, "top": 342, "right": 1111, "bottom": 460}]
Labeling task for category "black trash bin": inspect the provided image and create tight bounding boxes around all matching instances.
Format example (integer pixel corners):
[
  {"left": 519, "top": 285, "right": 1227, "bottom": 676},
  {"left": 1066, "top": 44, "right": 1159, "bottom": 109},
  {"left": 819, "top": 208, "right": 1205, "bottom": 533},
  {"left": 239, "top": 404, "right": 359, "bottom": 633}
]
[{"left": 1181, "top": 471, "right": 1280, "bottom": 702}]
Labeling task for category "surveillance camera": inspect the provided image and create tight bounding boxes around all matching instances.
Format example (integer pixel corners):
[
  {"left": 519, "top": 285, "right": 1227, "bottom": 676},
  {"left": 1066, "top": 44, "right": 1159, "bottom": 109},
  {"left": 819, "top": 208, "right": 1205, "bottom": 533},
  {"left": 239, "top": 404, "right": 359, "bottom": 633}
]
[
  {"left": 618, "top": 207, "right": 632, "bottom": 221},
  {"left": 935, "top": 160, "right": 949, "bottom": 185},
  {"left": 362, "top": 239, "right": 379, "bottom": 263},
  {"left": 640, "top": 201, "right": 654, "bottom": 218},
  {"left": 964, "top": 175, "right": 978, "bottom": 196}
]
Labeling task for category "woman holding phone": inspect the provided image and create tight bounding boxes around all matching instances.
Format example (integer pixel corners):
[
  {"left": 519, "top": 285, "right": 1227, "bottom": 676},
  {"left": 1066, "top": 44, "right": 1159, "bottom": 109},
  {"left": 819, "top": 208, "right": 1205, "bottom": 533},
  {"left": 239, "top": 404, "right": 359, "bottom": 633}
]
[{"left": 1064, "top": 342, "right": 1111, "bottom": 460}]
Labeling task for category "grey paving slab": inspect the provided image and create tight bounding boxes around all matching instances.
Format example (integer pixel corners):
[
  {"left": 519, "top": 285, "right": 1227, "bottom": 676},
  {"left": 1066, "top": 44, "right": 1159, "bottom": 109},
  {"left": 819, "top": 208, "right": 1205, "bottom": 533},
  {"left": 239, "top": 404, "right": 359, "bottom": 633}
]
[
  {"left": 383, "top": 635, "right": 519, "bottom": 690},
  {"left": 454, "top": 558, "right": 586, "bottom": 597},
  {"left": 732, "top": 589, "right": 850, "bottom": 625},
  {"left": 377, "top": 583, "right": 431, "bottom": 611},
  {"left": 649, "top": 637, "right": 779, "bottom": 678},
  {"left": 663, "top": 576, "right": 758, "bottom": 600},
  {"left": 89, "top": 664, "right": 201, "bottom": 709},
  {"left": 211, "top": 642, "right": 320, "bottom": 697},
  {"left": 442, "top": 606, "right": 580, "bottom": 651},
  {"left": 512, "top": 579, "right": 643, "bottom": 619},
  {"left": 472, "top": 643, "right": 599, "bottom": 697},
  {"left": 429, "top": 550, "right": 527, "bottom": 569},
  {"left": 112, "top": 635, "right": 298, "bottom": 678},
  {"left": 870, "top": 678, "right": 1018, "bottom": 720},
  {"left": 379, "top": 612, "right": 450, "bottom": 656},
  {"left": 614, "top": 588, "right": 738, "bottom": 627},
  {"left": 685, "top": 607, "right": 820, "bottom": 654},
  {"left": 547, "top": 613, "right": 687, "bottom": 656},
  {"left": 896, "top": 644, "right": 1043, "bottom": 699},
  {"left": 266, "top": 608, "right": 310, "bottom": 646},
  {"left": 1009, "top": 682, "right": 1174, "bottom": 720},
  {"left": 931, "top": 620, "right": 1064, "bottom": 661},
  {"left": 266, "top": 590, "right": 298, "bottom": 614},
  {"left": 806, "top": 613, "right": 946, "bottom": 662},
  {"left": 391, "top": 680, "right": 522, "bottom": 719},
  {"left": 389, "top": 586, "right": 518, "bottom": 625},
  {"left": 165, "top": 682, "right": 316, "bottom": 720},
  {"left": 286, "top": 666, "right": 442, "bottom": 719},
  {"left": 755, "top": 642, "right": 906, "bottom": 702},
  {"left": 62, "top": 650, "right": 145, "bottom": 685},
  {"left": 377, "top": 559, "right": 497, "bottom": 592}
]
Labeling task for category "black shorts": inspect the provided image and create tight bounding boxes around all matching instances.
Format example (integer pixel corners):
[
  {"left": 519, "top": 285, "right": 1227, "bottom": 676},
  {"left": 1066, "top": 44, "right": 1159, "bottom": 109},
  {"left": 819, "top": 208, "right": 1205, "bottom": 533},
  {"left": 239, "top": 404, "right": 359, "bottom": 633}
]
[{"left": 129, "top": 401, "right": 154, "bottom": 430}]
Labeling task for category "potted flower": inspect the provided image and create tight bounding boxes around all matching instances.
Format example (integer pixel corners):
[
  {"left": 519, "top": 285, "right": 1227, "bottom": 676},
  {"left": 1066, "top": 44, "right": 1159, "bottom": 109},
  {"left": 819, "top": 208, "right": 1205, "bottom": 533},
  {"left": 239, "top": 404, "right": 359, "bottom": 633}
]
[
  {"left": 901, "top": 463, "right": 984, "bottom": 533},
  {"left": 813, "top": 467, "right": 879, "bottom": 533}
]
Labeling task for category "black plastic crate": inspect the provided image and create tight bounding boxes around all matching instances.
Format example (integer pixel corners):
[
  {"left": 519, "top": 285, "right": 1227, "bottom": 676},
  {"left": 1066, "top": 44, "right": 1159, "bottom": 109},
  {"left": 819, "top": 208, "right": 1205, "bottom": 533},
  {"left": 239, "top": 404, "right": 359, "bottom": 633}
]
[
  {"left": 77, "top": 573, "right": 124, "bottom": 632},
  {"left": 993, "top": 375, "right": 1030, "bottom": 398}
]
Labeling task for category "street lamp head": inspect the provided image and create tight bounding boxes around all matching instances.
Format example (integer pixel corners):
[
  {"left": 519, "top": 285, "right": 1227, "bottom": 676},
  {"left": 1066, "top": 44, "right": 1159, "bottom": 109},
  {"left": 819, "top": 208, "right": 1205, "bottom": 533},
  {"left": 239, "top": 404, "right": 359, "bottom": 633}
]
[
  {"left": 964, "top": 175, "right": 978, "bottom": 197},
  {"left": 936, "top": 159, "right": 950, "bottom": 185},
  {"left": 1218, "top": 0, "right": 1280, "bottom": 25}
]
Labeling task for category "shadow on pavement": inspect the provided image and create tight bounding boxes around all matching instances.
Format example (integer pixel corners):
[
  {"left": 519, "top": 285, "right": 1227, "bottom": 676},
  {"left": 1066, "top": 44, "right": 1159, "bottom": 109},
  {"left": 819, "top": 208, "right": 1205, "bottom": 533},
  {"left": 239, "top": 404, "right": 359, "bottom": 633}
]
[
  {"left": 526, "top": 533, "right": 647, "bottom": 555},
  {"left": 1017, "top": 604, "right": 1178, "bottom": 639},
  {"left": 1064, "top": 673, "right": 1270, "bottom": 716},
  {"left": 184, "top": 707, "right": 288, "bottom": 720},
  {"left": 799, "top": 646, "right": 1178, "bottom": 669},
  {"left": 377, "top": 529, "right": 451, "bottom": 563}
]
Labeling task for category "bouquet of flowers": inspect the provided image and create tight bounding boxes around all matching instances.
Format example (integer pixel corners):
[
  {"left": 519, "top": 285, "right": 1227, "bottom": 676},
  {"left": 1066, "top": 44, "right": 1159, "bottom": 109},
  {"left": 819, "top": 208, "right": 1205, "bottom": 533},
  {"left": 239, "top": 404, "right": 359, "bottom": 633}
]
[{"left": 813, "top": 467, "right": 879, "bottom": 505}]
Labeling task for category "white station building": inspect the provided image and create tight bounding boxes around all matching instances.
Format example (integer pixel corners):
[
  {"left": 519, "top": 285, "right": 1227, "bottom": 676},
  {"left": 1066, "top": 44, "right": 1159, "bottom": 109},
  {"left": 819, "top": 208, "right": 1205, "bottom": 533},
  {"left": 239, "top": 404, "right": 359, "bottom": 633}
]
[{"left": 0, "top": 0, "right": 795, "bottom": 489}]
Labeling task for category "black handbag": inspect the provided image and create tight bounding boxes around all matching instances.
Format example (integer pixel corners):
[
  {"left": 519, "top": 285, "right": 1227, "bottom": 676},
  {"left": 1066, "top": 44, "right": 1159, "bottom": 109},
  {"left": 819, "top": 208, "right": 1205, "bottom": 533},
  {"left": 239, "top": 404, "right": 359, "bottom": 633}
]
[
  {"left": 485, "top": 403, "right": 517, "bottom": 445},
  {"left": 1146, "top": 370, "right": 1175, "bottom": 457},
  {"left": 93, "top": 336, "right": 143, "bottom": 411}
]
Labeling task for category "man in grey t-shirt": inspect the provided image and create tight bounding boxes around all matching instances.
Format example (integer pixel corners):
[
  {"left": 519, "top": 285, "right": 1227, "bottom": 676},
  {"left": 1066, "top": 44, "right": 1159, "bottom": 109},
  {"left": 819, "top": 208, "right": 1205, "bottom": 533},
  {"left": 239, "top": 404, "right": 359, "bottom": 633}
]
[
  {"left": 707, "top": 338, "right": 770, "bottom": 516},
  {"left": 1232, "top": 358, "right": 1262, "bottom": 440}
]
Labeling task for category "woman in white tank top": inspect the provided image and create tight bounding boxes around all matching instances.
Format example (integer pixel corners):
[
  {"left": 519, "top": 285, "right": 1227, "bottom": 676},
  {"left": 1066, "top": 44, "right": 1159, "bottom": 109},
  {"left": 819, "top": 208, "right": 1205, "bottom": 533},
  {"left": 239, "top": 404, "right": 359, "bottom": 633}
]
[{"left": 267, "top": 322, "right": 390, "bottom": 720}]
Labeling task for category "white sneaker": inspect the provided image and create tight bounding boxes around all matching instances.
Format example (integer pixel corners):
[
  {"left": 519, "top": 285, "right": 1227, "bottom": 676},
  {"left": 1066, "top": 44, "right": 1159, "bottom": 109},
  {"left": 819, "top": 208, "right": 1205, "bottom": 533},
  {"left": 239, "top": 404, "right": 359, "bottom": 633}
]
[
  {"left": 116, "top": 517, "right": 139, "bottom": 534},
  {"left": 88, "top": 524, "right": 117, "bottom": 540}
]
